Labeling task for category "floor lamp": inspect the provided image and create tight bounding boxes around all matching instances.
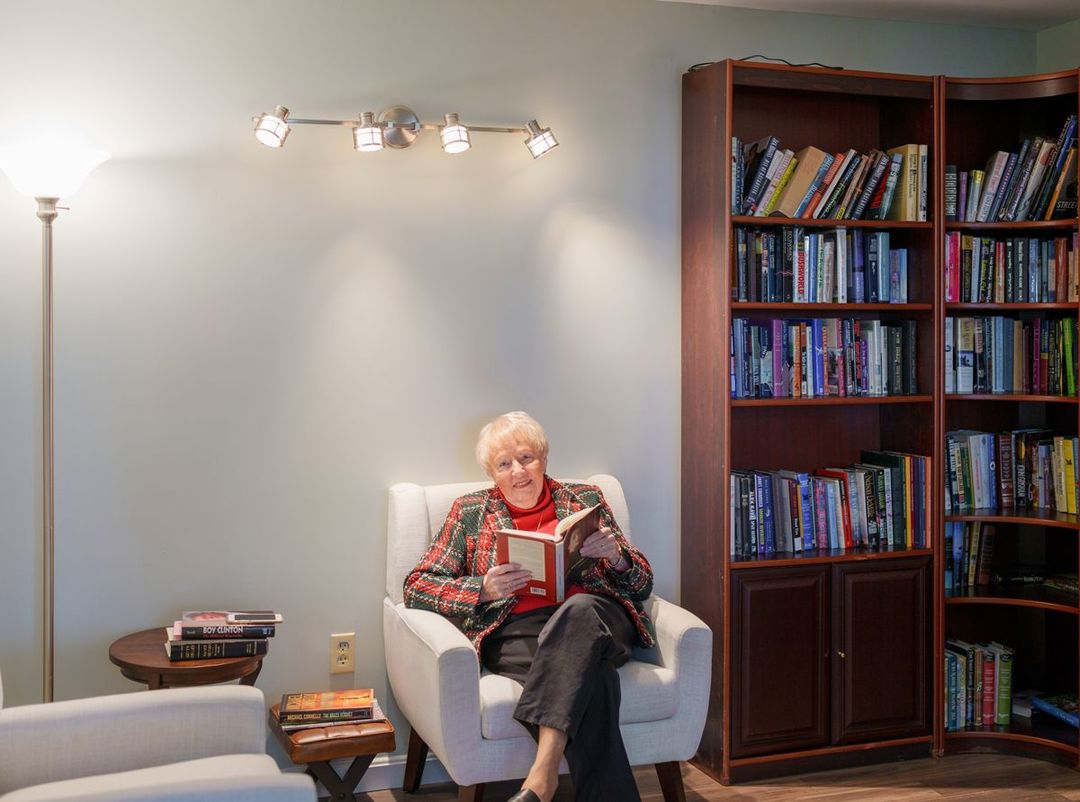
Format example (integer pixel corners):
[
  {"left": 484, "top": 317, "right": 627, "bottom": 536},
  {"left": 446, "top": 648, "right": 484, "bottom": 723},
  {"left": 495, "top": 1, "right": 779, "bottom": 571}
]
[{"left": 0, "top": 142, "right": 109, "bottom": 702}]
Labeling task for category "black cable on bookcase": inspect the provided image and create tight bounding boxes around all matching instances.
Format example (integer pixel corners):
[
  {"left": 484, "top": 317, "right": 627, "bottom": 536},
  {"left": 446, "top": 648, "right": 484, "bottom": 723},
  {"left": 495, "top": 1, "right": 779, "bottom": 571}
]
[{"left": 689, "top": 55, "right": 845, "bottom": 71}]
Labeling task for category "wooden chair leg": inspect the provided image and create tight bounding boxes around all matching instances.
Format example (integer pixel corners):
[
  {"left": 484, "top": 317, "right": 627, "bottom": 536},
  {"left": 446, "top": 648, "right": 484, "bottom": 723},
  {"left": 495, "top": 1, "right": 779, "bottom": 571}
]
[
  {"left": 457, "top": 783, "right": 485, "bottom": 802},
  {"left": 656, "top": 761, "right": 686, "bottom": 802},
  {"left": 403, "top": 727, "right": 429, "bottom": 793}
]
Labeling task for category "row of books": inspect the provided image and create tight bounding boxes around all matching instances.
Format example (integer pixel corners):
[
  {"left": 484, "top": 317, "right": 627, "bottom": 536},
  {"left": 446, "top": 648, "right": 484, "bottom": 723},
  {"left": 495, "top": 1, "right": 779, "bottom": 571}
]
[
  {"left": 944, "top": 429, "right": 1080, "bottom": 515},
  {"left": 945, "top": 115, "right": 1077, "bottom": 223},
  {"left": 734, "top": 227, "right": 909, "bottom": 304},
  {"left": 944, "top": 639, "right": 1013, "bottom": 731},
  {"left": 944, "top": 316, "right": 1077, "bottom": 397},
  {"left": 943, "top": 233, "right": 1077, "bottom": 305},
  {"left": 164, "top": 610, "right": 283, "bottom": 661},
  {"left": 729, "top": 450, "right": 931, "bottom": 558},
  {"left": 731, "top": 318, "right": 918, "bottom": 400},
  {"left": 278, "top": 688, "right": 381, "bottom": 732},
  {"left": 944, "top": 522, "right": 995, "bottom": 591},
  {"left": 732, "top": 136, "right": 927, "bottom": 221}
]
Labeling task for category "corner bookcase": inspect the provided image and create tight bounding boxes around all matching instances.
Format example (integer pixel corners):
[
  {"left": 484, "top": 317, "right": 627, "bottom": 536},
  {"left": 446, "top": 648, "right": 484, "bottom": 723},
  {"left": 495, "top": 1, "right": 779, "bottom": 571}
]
[
  {"left": 940, "top": 70, "right": 1080, "bottom": 767},
  {"left": 681, "top": 60, "right": 1080, "bottom": 784}
]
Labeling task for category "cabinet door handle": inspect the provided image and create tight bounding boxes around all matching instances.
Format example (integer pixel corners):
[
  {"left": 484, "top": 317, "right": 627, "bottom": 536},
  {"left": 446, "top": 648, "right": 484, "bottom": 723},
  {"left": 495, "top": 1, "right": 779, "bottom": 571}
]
[{"left": 837, "top": 650, "right": 846, "bottom": 659}]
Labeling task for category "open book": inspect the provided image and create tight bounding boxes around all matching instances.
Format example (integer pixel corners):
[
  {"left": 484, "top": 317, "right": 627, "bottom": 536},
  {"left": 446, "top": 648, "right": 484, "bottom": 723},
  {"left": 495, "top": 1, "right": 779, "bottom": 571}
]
[{"left": 495, "top": 503, "right": 603, "bottom": 603}]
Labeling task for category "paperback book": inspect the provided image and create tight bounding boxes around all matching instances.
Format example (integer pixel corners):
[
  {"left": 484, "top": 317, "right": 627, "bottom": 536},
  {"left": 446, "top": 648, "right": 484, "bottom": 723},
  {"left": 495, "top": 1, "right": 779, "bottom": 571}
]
[
  {"left": 495, "top": 503, "right": 604, "bottom": 603},
  {"left": 279, "top": 688, "right": 375, "bottom": 724}
]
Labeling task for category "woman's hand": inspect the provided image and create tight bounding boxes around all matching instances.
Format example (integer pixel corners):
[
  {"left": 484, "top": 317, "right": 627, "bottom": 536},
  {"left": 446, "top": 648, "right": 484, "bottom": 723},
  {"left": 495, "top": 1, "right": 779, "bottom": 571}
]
[
  {"left": 480, "top": 562, "right": 533, "bottom": 602},
  {"left": 580, "top": 527, "right": 629, "bottom": 572}
]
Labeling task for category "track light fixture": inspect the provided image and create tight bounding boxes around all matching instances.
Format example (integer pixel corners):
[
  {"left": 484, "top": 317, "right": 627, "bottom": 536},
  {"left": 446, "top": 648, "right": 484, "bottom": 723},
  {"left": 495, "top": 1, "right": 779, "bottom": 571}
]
[
  {"left": 254, "top": 105, "right": 290, "bottom": 148},
  {"left": 439, "top": 113, "right": 471, "bottom": 154},
  {"left": 252, "top": 104, "right": 557, "bottom": 159}
]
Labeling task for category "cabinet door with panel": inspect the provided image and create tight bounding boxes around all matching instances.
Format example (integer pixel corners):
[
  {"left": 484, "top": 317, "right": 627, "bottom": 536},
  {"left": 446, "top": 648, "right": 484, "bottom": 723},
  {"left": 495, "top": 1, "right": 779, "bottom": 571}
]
[
  {"left": 831, "top": 557, "right": 930, "bottom": 745},
  {"left": 731, "top": 566, "right": 829, "bottom": 758}
]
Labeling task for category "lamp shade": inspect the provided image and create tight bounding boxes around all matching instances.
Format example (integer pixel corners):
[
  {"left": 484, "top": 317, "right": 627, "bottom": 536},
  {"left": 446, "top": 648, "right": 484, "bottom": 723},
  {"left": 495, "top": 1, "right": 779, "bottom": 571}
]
[
  {"left": 440, "top": 113, "right": 471, "bottom": 154},
  {"left": 0, "top": 143, "right": 110, "bottom": 199},
  {"left": 524, "top": 120, "right": 558, "bottom": 159}
]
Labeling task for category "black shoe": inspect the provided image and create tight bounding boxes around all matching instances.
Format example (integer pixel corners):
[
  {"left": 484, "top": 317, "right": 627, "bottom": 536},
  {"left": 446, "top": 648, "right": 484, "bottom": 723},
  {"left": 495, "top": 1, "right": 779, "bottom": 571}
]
[{"left": 506, "top": 790, "right": 541, "bottom": 802}]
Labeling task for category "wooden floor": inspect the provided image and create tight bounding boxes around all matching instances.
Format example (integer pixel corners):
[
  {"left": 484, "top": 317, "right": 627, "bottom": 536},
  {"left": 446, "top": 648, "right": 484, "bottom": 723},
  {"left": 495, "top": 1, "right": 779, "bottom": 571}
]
[{"left": 363, "top": 754, "right": 1080, "bottom": 801}]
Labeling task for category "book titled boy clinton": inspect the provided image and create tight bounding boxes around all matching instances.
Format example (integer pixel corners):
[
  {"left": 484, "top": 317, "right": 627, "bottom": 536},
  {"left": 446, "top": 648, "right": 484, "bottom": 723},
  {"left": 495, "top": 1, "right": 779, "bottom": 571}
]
[
  {"left": 279, "top": 689, "right": 375, "bottom": 723},
  {"left": 495, "top": 503, "right": 604, "bottom": 603}
]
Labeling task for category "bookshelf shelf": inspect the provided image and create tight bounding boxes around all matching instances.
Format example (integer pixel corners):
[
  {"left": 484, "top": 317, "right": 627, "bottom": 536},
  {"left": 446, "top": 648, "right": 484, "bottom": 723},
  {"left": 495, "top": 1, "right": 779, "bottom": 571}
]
[
  {"left": 940, "top": 67, "right": 1080, "bottom": 770},
  {"left": 945, "top": 723, "right": 1078, "bottom": 753},
  {"left": 944, "top": 220, "right": 1078, "bottom": 231},
  {"left": 945, "top": 394, "right": 1078, "bottom": 404},
  {"left": 945, "top": 586, "right": 1078, "bottom": 613},
  {"left": 732, "top": 395, "right": 932, "bottom": 407},
  {"left": 732, "top": 546, "right": 932, "bottom": 569},
  {"left": 945, "top": 509, "right": 1080, "bottom": 529},
  {"left": 735, "top": 302, "right": 933, "bottom": 312},
  {"left": 732, "top": 215, "right": 932, "bottom": 229},
  {"left": 946, "top": 303, "right": 1077, "bottom": 311}
]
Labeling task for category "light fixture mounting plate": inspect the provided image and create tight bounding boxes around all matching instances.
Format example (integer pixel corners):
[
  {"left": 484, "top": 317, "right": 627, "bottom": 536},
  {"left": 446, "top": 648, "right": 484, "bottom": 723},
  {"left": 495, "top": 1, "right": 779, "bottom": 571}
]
[{"left": 379, "top": 105, "right": 420, "bottom": 149}]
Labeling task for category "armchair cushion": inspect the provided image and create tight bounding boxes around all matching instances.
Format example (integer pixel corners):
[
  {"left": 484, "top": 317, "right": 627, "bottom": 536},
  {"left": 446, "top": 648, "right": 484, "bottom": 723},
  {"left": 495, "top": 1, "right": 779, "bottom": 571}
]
[{"left": 478, "top": 661, "right": 678, "bottom": 740}]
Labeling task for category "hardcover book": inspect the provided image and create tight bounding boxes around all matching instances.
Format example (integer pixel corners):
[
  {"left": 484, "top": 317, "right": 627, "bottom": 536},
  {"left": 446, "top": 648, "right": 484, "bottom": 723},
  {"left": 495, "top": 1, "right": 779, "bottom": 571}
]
[
  {"left": 1031, "top": 693, "right": 1079, "bottom": 727},
  {"left": 163, "top": 628, "right": 270, "bottom": 661},
  {"left": 279, "top": 689, "right": 375, "bottom": 724},
  {"left": 495, "top": 503, "right": 604, "bottom": 602},
  {"left": 176, "top": 621, "right": 275, "bottom": 640},
  {"left": 181, "top": 610, "right": 284, "bottom": 625}
]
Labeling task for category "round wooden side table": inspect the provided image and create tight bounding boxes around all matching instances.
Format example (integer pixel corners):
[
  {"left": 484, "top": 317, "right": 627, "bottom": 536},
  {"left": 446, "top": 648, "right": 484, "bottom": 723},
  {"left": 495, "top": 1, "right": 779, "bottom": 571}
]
[{"left": 109, "top": 627, "right": 264, "bottom": 689}]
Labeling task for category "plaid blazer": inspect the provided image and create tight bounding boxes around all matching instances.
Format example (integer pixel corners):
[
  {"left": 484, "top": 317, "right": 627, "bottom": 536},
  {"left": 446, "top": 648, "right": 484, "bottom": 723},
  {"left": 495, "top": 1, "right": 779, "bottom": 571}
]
[{"left": 402, "top": 477, "right": 655, "bottom": 653}]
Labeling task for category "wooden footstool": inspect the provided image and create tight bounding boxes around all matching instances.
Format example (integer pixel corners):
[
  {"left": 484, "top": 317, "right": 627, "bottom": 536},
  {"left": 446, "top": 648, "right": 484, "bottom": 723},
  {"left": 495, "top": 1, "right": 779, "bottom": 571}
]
[{"left": 269, "top": 704, "right": 396, "bottom": 801}]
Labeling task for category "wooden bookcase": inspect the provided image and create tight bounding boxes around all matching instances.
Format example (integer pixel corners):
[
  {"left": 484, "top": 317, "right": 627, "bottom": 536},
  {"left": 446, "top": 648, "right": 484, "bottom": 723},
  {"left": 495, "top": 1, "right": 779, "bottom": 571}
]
[
  {"left": 682, "top": 59, "right": 939, "bottom": 783},
  {"left": 682, "top": 60, "right": 1080, "bottom": 783},
  {"left": 940, "top": 70, "right": 1080, "bottom": 766}
]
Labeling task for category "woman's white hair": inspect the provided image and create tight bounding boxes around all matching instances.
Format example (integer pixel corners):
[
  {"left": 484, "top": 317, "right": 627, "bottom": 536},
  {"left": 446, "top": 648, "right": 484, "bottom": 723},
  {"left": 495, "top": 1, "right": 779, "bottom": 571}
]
[{"left": 475, "top": 411, "right": 549, "bottom": 477}]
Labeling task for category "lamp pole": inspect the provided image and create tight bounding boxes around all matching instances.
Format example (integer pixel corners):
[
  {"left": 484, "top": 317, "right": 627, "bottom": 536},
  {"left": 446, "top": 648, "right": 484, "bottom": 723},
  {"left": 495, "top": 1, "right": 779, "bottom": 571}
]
[
  {"left": 37, "top": 197, "right": 58, "bottom": 702},
  {"left": 0, "top": 141, "right": 108, "bottom": 703}
]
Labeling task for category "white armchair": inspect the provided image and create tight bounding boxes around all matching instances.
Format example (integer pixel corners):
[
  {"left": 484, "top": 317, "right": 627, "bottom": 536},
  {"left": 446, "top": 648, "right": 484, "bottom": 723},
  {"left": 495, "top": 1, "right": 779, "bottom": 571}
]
[
  {"left": 0, "top": 675, "right": 315, "bottom": 802},
  {"left": 383, "top": 474, "right": 711, "bottom": 802}
]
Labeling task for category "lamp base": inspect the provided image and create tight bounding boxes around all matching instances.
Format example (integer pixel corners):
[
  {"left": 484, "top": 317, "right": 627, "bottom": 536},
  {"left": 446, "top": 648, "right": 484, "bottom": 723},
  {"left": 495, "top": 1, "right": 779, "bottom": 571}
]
[{"left": 378, "top": 105, "right": 420, "bottom": 149}]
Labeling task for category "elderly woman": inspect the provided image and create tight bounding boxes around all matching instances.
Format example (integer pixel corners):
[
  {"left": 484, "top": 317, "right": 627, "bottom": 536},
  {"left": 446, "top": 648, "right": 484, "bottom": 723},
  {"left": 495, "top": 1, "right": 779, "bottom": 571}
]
[{"left": 403, "top": 411, "right": 654, "bottom": 802}]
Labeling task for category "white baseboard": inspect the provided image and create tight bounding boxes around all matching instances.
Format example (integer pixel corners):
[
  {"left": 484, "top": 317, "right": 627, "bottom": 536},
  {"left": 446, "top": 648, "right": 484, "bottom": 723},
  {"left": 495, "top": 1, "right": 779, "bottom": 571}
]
[{"left": 285, "top": 752, "right": 451, "bottom": 793}]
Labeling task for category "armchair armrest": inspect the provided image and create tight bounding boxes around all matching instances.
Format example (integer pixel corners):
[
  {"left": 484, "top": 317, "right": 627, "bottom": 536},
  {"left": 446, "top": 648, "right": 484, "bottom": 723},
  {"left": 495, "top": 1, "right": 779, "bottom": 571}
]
[
  {"left": 0, "top": 686, "right": 266, "bottom": 794},
  {"left": 383, "top": 597, "right": 482, "bottom": 768},
  {"left": 644, "top": 595, "right": 712, "bottom": 760},
  {"left": 0, "top": 770, "right": 316, "bottom": 802}
]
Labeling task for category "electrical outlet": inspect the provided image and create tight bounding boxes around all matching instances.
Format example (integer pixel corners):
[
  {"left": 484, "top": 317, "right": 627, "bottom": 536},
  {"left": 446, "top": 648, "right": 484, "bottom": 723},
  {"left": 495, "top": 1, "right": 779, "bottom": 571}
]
[{"left": 330, "top": 632, "right": 356, "bottom": 674}]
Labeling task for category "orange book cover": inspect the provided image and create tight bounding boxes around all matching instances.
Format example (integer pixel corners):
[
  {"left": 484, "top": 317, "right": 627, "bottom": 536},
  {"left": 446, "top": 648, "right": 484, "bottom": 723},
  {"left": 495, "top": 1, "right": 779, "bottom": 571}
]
[
  {"left": 495, "top": 504, "right": 603, "bottom": 603},
  {"left": 279, "top": 689, "right": 375, "bottom": 723}
]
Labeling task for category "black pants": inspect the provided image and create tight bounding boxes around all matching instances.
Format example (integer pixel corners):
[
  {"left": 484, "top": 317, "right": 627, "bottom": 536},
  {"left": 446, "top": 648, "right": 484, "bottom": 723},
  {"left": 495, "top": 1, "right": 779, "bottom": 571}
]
[{"left": 480, "top": 593, "right": 641, "bottom": 802}]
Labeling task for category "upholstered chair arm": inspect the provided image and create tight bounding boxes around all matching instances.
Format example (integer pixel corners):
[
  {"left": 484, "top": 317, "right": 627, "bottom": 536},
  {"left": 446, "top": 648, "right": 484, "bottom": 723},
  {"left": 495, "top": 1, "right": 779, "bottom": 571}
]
[
  {"left": 0, "top": 768, "right": 316, "bottom": 802},
  {"left": 644, "top": 595, "right": 712, "bottom": 760},
  {"left": 0, "top": 686, "right": 267, "bottom": 794},
  {"left": 383, "top": 598, "right": 482, "bottom": 772}
]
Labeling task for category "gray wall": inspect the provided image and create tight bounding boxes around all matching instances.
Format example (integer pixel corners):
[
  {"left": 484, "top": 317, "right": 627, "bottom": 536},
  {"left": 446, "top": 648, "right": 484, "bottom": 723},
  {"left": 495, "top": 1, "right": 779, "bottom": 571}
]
[
  {"left": 0, "top": 0, "right": 1039, "bottom": 768},
  {"left": 1037, "top": 18, "right": 1080, "bottom": 72}
]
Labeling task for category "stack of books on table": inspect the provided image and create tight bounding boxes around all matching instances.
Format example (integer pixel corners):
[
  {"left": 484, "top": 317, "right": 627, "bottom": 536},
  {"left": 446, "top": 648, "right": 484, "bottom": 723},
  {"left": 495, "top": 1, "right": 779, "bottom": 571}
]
[
  {"left": 277, "top": 689, "right": 385, "bottom": 737},
  {"left": 164, "top": 610, "right": 283, "bottom": 660}
]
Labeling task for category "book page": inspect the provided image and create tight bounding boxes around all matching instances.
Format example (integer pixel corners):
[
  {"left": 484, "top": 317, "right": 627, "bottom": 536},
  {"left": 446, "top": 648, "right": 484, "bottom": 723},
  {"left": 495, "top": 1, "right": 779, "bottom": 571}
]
[{"left": 506, "top": 537, "right": 548, "bottom": 582}]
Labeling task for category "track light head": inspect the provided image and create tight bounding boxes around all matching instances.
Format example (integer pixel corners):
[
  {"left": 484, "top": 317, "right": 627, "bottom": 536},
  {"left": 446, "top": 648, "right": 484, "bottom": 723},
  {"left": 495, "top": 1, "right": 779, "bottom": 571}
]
[
  {"left": 254, "top": 105, "right": 291, "bottom": 148},
  {"left": 353, "top": 111, "right": 384, "bottom": 152},
  {"left": 524, "top": 120, "right": 558, "bottom": 159},
  {"left": 440, "top": 113, "right": 471, "bottom": 154}
]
